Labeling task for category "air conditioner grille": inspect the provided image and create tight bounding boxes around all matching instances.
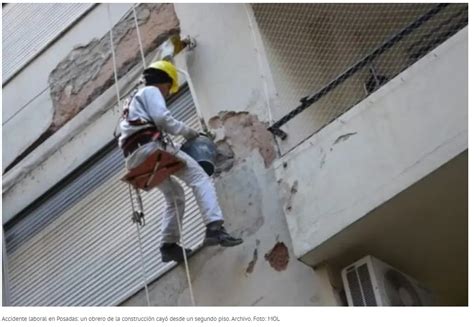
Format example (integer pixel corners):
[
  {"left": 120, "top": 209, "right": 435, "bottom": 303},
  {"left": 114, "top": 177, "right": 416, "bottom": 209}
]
[
  {"left": 357, "top": 264, "right": 377, "bottom": 306},
  {"left": 342, "top": 256, "right": 434, "bottom": 306},
  {"left": 346, "top": 268, "right": 364, "bottom": 306}
]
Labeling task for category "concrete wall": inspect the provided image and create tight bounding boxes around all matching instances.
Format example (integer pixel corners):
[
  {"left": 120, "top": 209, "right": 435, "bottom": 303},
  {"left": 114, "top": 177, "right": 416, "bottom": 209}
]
[
  {"left": 122, "top": 152, "right": 330, "bottom": 306},
  {"left": 120, "top": 3, "right": 331, "bottom": 306},
  {"left": 2, "top": 2, "right": 276, "bottom": 222},
  {"left": 6, "top": 3, "right": 465, "bottom": 307},
  {"left": 174, "top": 3, "right": 277, "bottom": 124},
  {"left": 274, "top": 27, "right": 467, "bottom": 263},
  {"left": 3, "top": 3, "right": 335, "bottom": 306}
]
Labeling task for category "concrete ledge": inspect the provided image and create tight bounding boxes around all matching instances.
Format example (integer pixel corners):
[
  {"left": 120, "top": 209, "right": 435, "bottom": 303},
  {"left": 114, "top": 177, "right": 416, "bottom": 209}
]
[{"left": 274, "top": 27, "right": 467, "bottom": 261}]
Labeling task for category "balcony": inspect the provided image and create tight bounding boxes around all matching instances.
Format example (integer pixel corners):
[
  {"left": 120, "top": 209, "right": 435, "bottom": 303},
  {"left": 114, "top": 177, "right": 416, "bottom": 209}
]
[
  {"left": 273, "top": 28, "right": 467, "bottom": 305},
  {"left": 250, "top": 3, "right": 468, "bottom": 305}
]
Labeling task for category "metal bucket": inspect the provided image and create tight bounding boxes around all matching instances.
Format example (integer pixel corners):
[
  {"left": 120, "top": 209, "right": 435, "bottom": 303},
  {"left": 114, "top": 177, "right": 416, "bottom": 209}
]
[{"left": 180, "top": 135, "right": 217, "bottom": 176}]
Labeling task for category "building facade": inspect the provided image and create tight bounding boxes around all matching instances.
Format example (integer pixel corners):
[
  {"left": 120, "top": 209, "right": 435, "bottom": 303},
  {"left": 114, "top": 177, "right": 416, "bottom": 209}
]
[{"left": 2, "top": 3, "right": 468, "bottom": 306}]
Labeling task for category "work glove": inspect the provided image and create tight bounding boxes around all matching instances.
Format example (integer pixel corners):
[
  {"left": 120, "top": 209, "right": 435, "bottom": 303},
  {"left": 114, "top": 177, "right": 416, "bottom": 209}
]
[{"left": 182, "top": 126, "right": 200, "bottom": 140}]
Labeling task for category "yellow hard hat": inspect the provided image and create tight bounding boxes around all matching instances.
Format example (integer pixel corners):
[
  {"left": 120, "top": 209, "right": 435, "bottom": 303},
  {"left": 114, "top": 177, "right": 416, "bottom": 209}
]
[{"left": 148, "top": 60, "right": 179, "bottom": 94}]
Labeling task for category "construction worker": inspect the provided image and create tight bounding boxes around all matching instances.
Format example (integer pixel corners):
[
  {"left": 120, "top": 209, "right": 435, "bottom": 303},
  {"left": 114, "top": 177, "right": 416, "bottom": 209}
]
[{"left": 119, "top": 60, "right": 243, "bottom": 263}]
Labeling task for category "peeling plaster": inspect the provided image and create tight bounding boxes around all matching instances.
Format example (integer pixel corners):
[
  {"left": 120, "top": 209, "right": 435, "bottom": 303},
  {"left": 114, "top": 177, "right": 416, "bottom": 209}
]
[
  {"left": 214, "top": 139, "right": 235, "bottom": 176},
  {"left": 8, "top": 4, "right": 181, "bottom": 171},
  {"left": 280, "top": 180, "right": 298, "bottom": 213},
  {"left": 208, "top": 111, "right": 276, "bottom": 170},
  {"left": 245, "top": 239, "right": 260, "bottom": 275},
  {"left": 246, "top": 248, "right": 258, "bottom": 275},
  {"left": 264, "top": 242, "right": 289, "bottom": 271},
  {"left": 48, "top": 3, "right": 179, "bottom": 131}
]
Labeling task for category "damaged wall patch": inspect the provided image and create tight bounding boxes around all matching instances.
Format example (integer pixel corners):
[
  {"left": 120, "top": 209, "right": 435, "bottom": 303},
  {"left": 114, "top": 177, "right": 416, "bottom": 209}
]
[
  {"left": 264, "top": 242, "right": 289, "bottom": 271},
  {"left": 246, "top": 246, "right": 259, "bottom": 275},
  {"left": 209, "top": 111, "right": 276, "bottom": 169}
]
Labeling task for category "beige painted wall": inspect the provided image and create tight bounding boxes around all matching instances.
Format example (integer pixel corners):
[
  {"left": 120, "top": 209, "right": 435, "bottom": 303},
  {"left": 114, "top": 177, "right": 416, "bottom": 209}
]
[{"left": 3, "top": 3, "right": 339, "bottom": 306}]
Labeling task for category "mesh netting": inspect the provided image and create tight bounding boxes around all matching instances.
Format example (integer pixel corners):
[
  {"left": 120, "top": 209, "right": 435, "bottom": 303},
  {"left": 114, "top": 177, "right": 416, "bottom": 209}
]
[{"left": 252, "top": 3, "right": 468, "bottom": 153}]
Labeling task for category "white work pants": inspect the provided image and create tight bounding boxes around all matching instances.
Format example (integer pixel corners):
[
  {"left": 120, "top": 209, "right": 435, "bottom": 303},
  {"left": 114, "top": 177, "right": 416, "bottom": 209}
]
[{"left": 125, "top": 140, "right": 224, "bottom": 244}]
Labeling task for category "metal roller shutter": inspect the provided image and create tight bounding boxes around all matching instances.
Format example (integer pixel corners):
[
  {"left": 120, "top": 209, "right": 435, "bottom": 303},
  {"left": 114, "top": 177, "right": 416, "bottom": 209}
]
[
  {"left": 2, "top": 3, "right": 96, "bottom": 83},
  {"left": 5, "top": 88, "right": 204, "bottom": 306}
]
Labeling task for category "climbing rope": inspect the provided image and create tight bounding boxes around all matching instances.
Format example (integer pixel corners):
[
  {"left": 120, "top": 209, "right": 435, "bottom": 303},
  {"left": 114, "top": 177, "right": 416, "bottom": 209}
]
[
  {"left": 111, "top": 3, "right": 145, "bottom": 139},
  {"left": 127, "top": 184, "right": 151, "bottom": 306},
  {"left": 107, "top": 4, "right": 121, "bottom": 113},
  {"left": 108, "top": 3, "right": 152, "bottom": 306},
  {"left": 134, "top": 223, "right": 151, "bottom": 305},
  {"left": 108, "top": 3, "right": 196, "bottom": 306},
  {"left": 129, "top": 3, "right": 197, "bottom": 306},
  {"left": 132, "top": 3, "right": 147, "bottom": 70},
  {"left": 169, "top": 178, "right": 196, "bottom": 306}
]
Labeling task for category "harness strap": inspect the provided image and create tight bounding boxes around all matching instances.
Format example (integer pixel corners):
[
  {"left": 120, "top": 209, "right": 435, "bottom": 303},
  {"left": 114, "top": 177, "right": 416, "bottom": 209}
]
[{"left": 122, "top": 128, "right": 162, "bottom": 157}]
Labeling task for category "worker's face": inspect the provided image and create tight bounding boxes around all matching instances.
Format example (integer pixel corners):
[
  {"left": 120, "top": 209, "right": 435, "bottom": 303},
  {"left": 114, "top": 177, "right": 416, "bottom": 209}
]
[{"left": 157, "top": 83, "right": 172, "bottom": 98}]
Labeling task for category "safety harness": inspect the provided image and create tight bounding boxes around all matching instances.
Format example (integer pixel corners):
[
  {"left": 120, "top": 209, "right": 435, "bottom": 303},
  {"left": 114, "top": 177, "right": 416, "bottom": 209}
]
[
  {"left": 121, "top": 128, "right": 161, "bottom": 157},
  {"left": 120, "top": 89, "right": 162, "bottom": 157}
]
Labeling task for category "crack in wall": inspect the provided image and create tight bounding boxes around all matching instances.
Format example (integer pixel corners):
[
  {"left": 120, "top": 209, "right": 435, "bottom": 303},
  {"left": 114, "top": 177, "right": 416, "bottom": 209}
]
[
  {"left": 280, "top": 180, "right": 298, "bottom": 213},
  {"left": 333, "top": 132, "right": 357, "bottom": 145},
  {"left": 246, "top": 240, "right": 260, "bottom": 275}
]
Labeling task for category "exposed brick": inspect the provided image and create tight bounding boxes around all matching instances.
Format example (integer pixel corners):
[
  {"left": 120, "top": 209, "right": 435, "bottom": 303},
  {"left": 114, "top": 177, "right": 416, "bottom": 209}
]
[
  {"left": 265, "top": 242, "right": 289, "bottom": 271},
  {"left": 48, "top": 3, "right": 180, "bottom": 131}
]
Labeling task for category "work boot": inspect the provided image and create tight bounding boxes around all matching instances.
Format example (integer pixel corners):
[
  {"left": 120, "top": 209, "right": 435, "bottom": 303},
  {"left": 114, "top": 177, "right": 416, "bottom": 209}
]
[
  {"left": 160, "top": 243, "right": 192, "bottom": 263},
  {"left": 203, "top": 221, "right": 243, "bottom": 247}
]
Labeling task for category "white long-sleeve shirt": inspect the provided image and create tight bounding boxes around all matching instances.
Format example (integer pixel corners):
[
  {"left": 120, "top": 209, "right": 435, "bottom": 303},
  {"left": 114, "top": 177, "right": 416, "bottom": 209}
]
[{"left": 118, "top": 86, "right": 194, "bottom": 147}]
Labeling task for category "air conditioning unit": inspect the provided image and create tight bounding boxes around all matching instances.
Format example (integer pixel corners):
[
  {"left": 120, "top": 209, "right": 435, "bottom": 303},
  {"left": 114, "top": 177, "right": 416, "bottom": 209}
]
[{"left": 341, "top": 255, "right": 434, "bottom": 306}]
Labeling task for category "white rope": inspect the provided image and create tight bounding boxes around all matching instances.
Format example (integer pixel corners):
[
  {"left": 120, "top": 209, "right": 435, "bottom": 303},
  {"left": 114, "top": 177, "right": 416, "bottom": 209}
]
[
  {"left": 128, "top": 3, "right": 196, "bottom": 305},
  {"left": 134, "top": 223, "right": 152, "bottom": 305},
  {"left": 107, "top": 4, "right": 122, "bottom": 112},
  {"left": 169, "top": 177, "right": 196, "bottom": 306},
  {"left": 109, "top": 5, "right": 150, "bottom": 304},
  {"left": 111, "top": 4, "right": 151, "bottom": 304},
  {"left": 128, "top": 184, "right": 151, "bottom": 306},
  {"left": 132, "top": 3, "right": 147, "bottom": 70}
]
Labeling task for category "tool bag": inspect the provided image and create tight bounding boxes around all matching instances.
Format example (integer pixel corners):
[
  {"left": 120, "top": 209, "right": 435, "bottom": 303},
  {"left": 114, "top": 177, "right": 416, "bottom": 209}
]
[{"left": 121, "top": 147, "right": 185, "bottom": 191}]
